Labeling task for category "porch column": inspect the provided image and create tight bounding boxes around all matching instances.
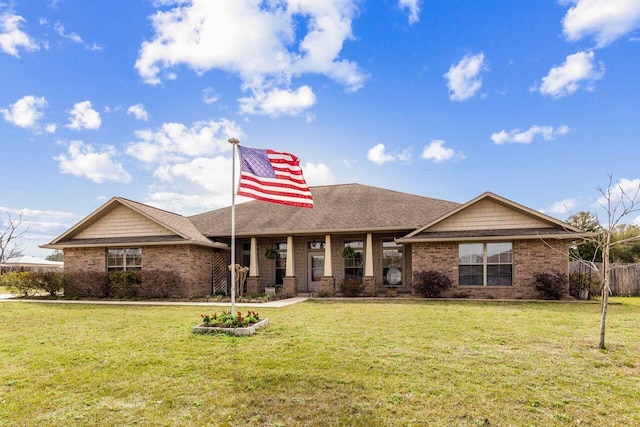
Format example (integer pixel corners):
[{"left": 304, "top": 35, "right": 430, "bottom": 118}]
[
  {"left": 365, "top": 233, "right": 373, "bottom": 276},
  {"left": 249, "top": 237, "right": 259, "bottom": 276},
  {"left": 320, "top": 234, "right": 335, "bottom": 296},
  {"left": 246, "top": 237, "right": 262, "bottom": 295},
  {"left": 363, "top": 233, "right": 377, "bottom": 296},
  {"left": 285, "top": 236, "right": 295, "bottom": 276},
  {"left": 283, "top": 236, "right": 296, "bottom": 296},
  {"left": 324, "top": 234, "right": 332, "bottom": 276}
]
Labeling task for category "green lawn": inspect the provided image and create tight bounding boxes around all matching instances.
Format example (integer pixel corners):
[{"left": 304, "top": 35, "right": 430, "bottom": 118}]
[{"left": 1, "top": 299, "right": 639, "bottom": 426}]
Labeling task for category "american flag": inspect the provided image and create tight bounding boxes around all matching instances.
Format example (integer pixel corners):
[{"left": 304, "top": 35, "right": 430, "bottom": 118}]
[{"left": 237, "top": 146, "right": 313, "bottom": 209}]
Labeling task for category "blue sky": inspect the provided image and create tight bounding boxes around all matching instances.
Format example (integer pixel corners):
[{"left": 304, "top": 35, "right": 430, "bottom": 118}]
[{"left": 1, "top": 0, "right": 640, "bottom": 258}]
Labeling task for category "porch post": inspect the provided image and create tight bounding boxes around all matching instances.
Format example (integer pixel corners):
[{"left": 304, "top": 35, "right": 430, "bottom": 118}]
[
  {"left": 320, "top": 234, "right": 335, "bottom": 296},
  {"left": 365, "top": 233, "right": 373, "bottom": 276},
  {"left": 249, "top": 237, "right": 259, "bottom": 276},
  {"left": 283, "top": 236, "right": 296, "bottom": 296},
  {"left": 246, "top": 237, "right": 262, "bottom": 294},
  {"left": 363, "top": 233, "right": 377, "bottom": 296},
  {"left": 324, "top": 234, "right": 332, "bottom": 276}
]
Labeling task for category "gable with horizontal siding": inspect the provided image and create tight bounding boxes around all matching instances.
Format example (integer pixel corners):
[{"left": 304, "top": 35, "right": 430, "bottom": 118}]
[
  {"left": 75, "top": 205, "right": 176, "bottom": 239},
  {"left": 427, "top": 198, "right": 551, "bottom": 232}
]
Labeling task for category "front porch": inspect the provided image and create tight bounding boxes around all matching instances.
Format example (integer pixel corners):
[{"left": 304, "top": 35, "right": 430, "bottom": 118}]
[{"left": 233, "top": 233, "right": 411, "bottom": 297}]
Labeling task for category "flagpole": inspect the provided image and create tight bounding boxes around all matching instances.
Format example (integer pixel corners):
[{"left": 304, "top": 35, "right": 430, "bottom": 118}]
[{"left": 228, "top": 137, "right": 240, "bottom": 317}]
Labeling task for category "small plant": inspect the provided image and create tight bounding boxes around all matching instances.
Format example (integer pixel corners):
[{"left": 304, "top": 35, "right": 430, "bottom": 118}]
[
  {"left": 200, "top": 310, "right": 260, "bottom": 328},
  {"left": 264, "top": 248, "right": 278, "bottom": 260},
  {"left": 341, "top": 246, "right": 356, "bottom": 259},
  {"left": 533, "top": 271, "right": 568, "bottom": 300},
  {"left": 339, "top": 278, "right": 363, "bottom": 297},
  {"left": 412, "top": 270, "right": 452, "bottom": 297}
]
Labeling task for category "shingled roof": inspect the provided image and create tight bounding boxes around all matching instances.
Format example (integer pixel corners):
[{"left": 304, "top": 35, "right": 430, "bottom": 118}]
[{"left": 189, "top": 183, "right": 460, "bottom": 237}]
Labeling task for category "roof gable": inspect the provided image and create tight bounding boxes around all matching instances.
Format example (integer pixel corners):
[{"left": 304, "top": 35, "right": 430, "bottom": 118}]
[
  {"left": 400, "top": 192, "right": 585, "bottom": 242},
  {"left": 44, "top": 197, "right": 216, "bottom": 248}
]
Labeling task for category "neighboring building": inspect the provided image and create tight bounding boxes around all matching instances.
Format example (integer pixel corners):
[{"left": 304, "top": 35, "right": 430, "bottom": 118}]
[
  {"left": 1, "top": 255, "right": 64, "bottom": 273},
  {"left": 42, "top": 183, "right": 588, "bottom": 298}
]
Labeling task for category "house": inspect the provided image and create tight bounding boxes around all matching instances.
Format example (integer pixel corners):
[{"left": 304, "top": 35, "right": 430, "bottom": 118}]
[
  {"left": 1, "top": 255, "right": 64, "bottom": 274},
  {"left": 42, "top": 183, "right": 588, "bottom": 299}
]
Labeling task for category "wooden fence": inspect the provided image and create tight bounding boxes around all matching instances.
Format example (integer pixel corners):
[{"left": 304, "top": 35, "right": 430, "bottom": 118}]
[{"left": 569, "top": 262, "right": 640, "bottom": 296}]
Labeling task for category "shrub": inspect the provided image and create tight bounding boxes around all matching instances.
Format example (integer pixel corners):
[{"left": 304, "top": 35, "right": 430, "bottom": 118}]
[
  {"left": 110, "top": 270, "right": 140, "bottom": 298},
  {"left": 66, "top": 271, "right": 110, "bottom": 297},
  {"left": 339, "top": 278, "right": 363, "bottom": 297},
  {"left": 569, "top": 272, "right": 601, "bottom": 300},
  {"left": 0, "top": 271, "right": 38, "bottom": 296},
  {"left": 139, "top": 270, "right": 181, "bottom": 298},
  {"left": 533, "top": 271, "right": 568, "bottom": 300},
  {"left": 412, "top": 270, "right": 452, "bottom": 297}
]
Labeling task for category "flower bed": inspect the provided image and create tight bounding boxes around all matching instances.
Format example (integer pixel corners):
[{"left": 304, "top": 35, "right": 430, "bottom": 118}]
[{"left": 192, "top": 310, "right": 269, "bottom": 336}]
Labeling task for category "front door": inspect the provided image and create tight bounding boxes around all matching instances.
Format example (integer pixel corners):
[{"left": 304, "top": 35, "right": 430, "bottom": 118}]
[{"left": 308, "top": 253, "right": 324, "bottom": 291}]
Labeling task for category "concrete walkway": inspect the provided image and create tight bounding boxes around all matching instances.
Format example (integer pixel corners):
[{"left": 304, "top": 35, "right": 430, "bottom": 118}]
[{"left": 0, "top": 295, "right": 309, "bottom": 308}]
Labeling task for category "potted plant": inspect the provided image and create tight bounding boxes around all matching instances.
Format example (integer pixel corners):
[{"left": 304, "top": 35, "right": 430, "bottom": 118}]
[
  {"left": 342, "top": 245, "right": 356, "bottom": 259},
  {"left": 264, "top": 248, "right": 278, "bottom": 260}
]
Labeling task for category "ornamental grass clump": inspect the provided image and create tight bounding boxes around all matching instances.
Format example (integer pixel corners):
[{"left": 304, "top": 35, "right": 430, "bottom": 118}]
[{"left": 200, "top": 310, "right": 260, "bottom": 328}]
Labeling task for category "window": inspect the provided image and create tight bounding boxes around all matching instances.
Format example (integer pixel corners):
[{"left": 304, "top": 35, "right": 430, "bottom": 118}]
[
  {"left": 275, "top": 243, "right": 287, "bottom": 285},
  {"left": 107, "top": 248, "right": 141, "bottom": 273},
  {"left": 382, "top": 240, "right": 403, "bottom": 286},
  {"left": 459, "top": 243, "right": 512, "bottom": 286},
  {"left": 344, "top": 240, "right": 363, "bottom": 280},
  {"left": 242, "top": 243, "right": 251, "bottom": 269}
]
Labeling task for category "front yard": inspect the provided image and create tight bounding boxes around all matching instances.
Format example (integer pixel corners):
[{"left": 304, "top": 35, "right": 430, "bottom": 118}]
[{"left": 1, "top": 299, "right": 638, "bottom": 426}]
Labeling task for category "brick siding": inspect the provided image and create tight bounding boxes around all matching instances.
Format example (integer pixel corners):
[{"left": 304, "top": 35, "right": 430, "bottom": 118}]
[
  {"left": 411, "top": 239, "right": 569, "bottom": 299},
  {"left": 64, "top": 245, "right": 225, "bottom": 297}
]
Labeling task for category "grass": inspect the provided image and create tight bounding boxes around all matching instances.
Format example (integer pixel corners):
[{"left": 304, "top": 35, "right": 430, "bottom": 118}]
[
  {"left": 0, "top": 286, "right": 11, "bottom": 294},
  {"left": 1, "top": 299, "right": 639, "bottom": 426}
]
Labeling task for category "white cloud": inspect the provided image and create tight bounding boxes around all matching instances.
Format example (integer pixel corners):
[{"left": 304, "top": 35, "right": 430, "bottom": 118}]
[
  {"left": 444, "top": 52, "right": 487, "bottom": 102},
  {"left": 367, "top": 143, "right": 396, "bottom": 165},
  {"left": 145, "top": 191, "right": 233, "bottom": 216},
  {"left": 135, "top": 0, "right": 367, "bottom": 116},
  {"left": 367, "top": 144, "right": 413, "bottom": 165},
  {"left": 127, "top": 103, "right": 149, "bottom": 121},
  {"left": 399, "top": 0, "right": 421, "bottom": 24},
  {"left": 126, "top": 119, "right": 242, "bottom": 164},
  {"left": 537, "top": 50, "right": 604, "bottom": 98},
  {"left": 66, "top": 101, "right": 102, "bottom": 130},
  {"left": 44, "top": 123, "right": 57, "bottom": 133},
  {"left": 202, "top": 87, "right": 218, "bottom": 104},
  {"left": 55, "top": 140, "right": 132, "bottom": 184},
  {"left": 491, "top": 125, "right": 570, "bottom": 144},
  {"left": 544, "top": 198, "right": 578, "bottom": 215},
  {"left": 421, "top": 140, "right": 463, "bottom": 162},
  {"left": 0, "top": 12, "right": 39, "bottom": 57},
  {"left": 51, "top": 21, "right": 102, "bottom": 50},
  {"left": 562, "top": 0, "right": 640, "bottom": 47},
  {"left": 1, "top": 95, "right": 46, "bottom": 129},
  {"left": 154, "top": 156, "right": 231, "bottom": 192},
  {"left": 302, "top": 162, "right": 335, "bottom": 186},
  {"left": 239, "top": 85, "right": 316, "bottom": 117}
]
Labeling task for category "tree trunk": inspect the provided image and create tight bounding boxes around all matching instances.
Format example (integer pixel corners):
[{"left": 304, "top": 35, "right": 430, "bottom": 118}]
[{"left": 599, "top": 234, "right": 610, "bottom": 349}]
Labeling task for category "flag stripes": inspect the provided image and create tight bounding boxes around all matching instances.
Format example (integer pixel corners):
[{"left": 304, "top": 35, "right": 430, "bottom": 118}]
[{"left": 237, "top": 146, "right": 314, "bottom": 209}]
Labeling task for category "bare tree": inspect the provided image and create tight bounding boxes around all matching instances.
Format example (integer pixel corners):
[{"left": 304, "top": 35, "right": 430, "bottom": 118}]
[
  {"left": 574, "top": 176, "right": 640, "bottom": 349},
  {"left": 0, "top": 211, "right": 28, "bottom": 268}
]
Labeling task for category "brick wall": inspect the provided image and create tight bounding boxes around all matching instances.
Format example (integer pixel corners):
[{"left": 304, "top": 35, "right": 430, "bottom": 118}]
[
  {"left": 411, "top": 239, "right": 569, "bottom": 299},
  {"left": 64, "top": 247, "right": 105, "bottom": 272},
  {"left": 64, "top": 244, "right": 224, "bottom": 297}
]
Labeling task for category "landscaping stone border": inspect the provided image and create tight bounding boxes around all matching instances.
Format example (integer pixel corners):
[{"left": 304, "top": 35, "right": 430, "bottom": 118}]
[{"left": 192, "top": 318, "right": 269, "bottom": 336}]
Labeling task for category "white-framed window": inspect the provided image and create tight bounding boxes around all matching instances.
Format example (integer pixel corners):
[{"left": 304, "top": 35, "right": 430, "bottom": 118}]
[
  {"left": 344, "top": 240, "right": 363, "bottom": 280},
  {"left": 459, "top": 242, "right": 512, "bottom": 286},
  {"left": 107, "top": 248, "right": 141, "bottom": 273},
  {"left": 275, "top": 242, "right": 287, "bottom": 285},
  {"left": 382, "top": 240, "right": 403, "bottom": 286}
]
